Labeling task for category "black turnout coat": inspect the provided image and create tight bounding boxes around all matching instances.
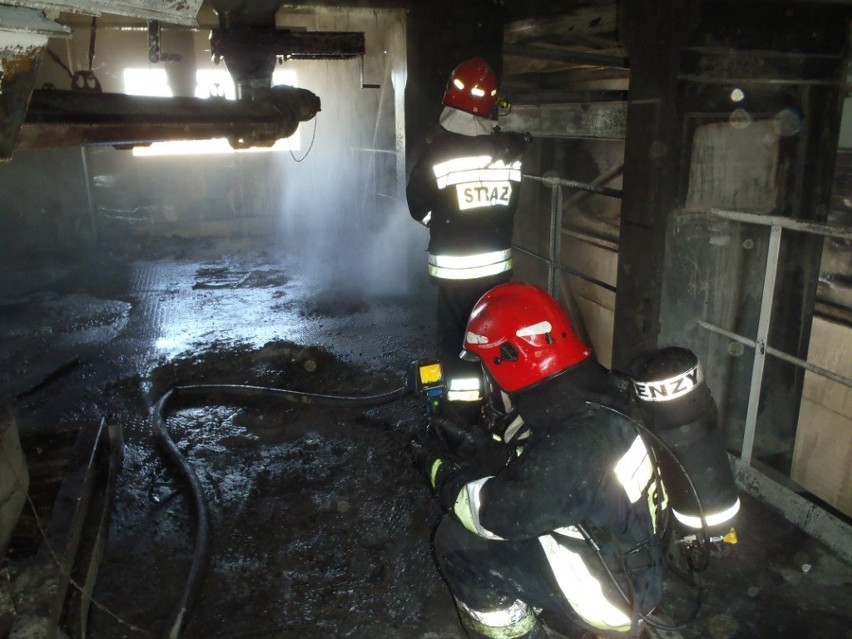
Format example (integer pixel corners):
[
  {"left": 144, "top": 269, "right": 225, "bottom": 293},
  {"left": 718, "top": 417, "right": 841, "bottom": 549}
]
[
  {"left": 431, "top": 359, "right": 667, "bottom": 631},
  {"left": 406, "top": 126, "right": 528, "bottom": 265}
]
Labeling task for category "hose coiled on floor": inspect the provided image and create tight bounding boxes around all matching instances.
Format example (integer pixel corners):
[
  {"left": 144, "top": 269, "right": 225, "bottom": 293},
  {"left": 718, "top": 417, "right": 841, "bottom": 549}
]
[{"left": 151, "top": 382, "right": 409, "bottom": 639}]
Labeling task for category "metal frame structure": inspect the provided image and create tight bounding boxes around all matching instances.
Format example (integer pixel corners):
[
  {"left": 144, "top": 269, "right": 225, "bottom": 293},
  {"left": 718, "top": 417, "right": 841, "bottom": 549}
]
[
  {"left": 514, "top": 181, "right": 852, "bottom": 560},
  {"left": 514, "top": 172, "right": 622, "bottom": 297},
  {"left": 698, "top": 208, "right": 852, "bottom": 465},
  {"left": 515, "top": 188, "right": 852, "bottom": 467}
]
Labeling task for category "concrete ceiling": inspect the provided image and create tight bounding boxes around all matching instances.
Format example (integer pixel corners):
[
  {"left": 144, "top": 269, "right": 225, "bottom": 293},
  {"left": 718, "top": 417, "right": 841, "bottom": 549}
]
[{"left": 2, "top": 0, "right": 204, "bottom": 25}]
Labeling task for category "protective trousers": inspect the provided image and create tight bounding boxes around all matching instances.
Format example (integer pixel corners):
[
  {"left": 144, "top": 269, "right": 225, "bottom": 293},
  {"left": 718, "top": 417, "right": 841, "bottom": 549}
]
[
  {"left": 434, "top": 515, "right": 564, "bottom": 639},
  {"left": 434, "top": 515, "right": 650, "bottom": 639},
  {"left": 436, "top": 273, "right": 510, "bottom": 423}
]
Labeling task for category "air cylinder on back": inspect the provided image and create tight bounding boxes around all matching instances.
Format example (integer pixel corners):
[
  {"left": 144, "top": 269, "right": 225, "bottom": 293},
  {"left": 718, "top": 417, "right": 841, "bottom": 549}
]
[{"left": 628, "top": 347, "right": 740, "bottom": 534}]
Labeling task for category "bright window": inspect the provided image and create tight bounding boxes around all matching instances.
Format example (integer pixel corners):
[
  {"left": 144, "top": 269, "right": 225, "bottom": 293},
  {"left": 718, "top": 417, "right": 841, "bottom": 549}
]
[
  {"left": 124, "top": 68, "right": 172, "bottom": 97},
  {"left": 194, "top": 69, "right": 236, "bottom": 100},
  {"left": 125, "top": 68, "right": 301, "bottom": 156}
]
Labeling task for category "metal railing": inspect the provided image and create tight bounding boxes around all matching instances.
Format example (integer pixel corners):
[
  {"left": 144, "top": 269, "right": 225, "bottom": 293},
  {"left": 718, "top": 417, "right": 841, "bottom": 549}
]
[
  {"left": 515, "top": 173, "right": 622, "bottom": 296},
  {"left": 697, "top": 208, "right": 852, "bottom": 464},
  {"left": 515, "top": 178, "right": 852, "bottom": 554},
  {"left": 515, "top": 183, "right": 852, "bottom": 460}
]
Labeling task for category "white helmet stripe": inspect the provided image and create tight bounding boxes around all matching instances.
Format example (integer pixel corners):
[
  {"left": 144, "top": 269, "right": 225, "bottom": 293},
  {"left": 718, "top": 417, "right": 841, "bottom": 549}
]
[
  {"left": 466, "top": 331, "right": 488, "bottom": 345},
  {"left": 516, "top": 321, "right": 552, "bottom": 338}
]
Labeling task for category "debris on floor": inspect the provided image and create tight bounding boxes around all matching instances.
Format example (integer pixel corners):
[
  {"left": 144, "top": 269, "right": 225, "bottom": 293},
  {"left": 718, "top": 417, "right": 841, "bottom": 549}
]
[{"left": 0, "top": 238, "right": 850, "bottom": 639}]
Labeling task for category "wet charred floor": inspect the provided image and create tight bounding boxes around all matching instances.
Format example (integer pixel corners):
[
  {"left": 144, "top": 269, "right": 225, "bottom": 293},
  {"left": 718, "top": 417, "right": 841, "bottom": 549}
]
[
  {"left": 1, "top": 236, "right": 851, "bottom": 639},
  {"left": 91, "top": 349, "right": 460, "bottom": 639},
  {"left": 0, "top": 237, "right": 466, "bottom": 638}
]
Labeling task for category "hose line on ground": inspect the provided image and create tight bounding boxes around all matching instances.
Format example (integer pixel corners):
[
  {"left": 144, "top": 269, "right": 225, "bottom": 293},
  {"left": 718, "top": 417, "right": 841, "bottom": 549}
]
[{"left": 151, "top": 382, "right": 409, "bottom": 639}]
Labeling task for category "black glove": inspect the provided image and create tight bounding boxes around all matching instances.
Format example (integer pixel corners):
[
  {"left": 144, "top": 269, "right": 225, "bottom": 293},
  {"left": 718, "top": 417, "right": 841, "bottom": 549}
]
[
  {"left": 429, "top": 415, "right": 510, "bottom": 473},
  {"left": 408, "top": 434, "right": 477, "bottom": 510},
  {"left": 493, "top": 131, "right": 531, "bottom": 162},
  {"left": 408, "top": 423, "right": 450, "bottom": 482},
  {"left": 481, "top": 405, "right": 530, "bottom": 445},
  {"left": 431, "top": 416, "right": 484, "bottom": 454},
  {"left": 408, "top": 437, "right": 437, "bottom": 480}
]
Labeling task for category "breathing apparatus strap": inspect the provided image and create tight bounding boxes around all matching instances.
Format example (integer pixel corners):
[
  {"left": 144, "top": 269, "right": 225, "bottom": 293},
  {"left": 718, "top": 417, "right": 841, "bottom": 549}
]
[
  {"left": 580, "top": 403, "right": 707, "bottom": 633},
  {"left": 551, "top": 403, "right": 673, "bottom": 636},
  {"left": 564, "top": 522, "right": 662, "bottom": 637},
  {"left": 584, "top": 402, "right": 669, "bottom": 540}
]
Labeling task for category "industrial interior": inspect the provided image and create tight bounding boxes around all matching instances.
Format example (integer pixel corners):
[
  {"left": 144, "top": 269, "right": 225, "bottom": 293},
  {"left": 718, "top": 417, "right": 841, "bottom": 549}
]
[{"left": 0, "top": 0, "right": 850, "bottom": 638}]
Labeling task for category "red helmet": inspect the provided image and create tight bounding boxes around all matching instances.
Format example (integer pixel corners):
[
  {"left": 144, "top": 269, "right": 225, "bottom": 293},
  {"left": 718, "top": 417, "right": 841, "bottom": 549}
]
[
  {"left": 442, "top": 58, "right": 498, "bottom": 117},
  {"left": 462, "top": 283, "right": 592, "bottom": 393}
]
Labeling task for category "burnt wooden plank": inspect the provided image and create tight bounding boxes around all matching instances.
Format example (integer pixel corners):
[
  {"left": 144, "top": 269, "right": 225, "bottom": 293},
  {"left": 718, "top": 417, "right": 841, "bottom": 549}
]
[
  {"left": 66, "top": 424, "right": 124, "bottom": 638},
  {"left": 500, "top": 102, "right": 627, "bottom": 140},
  {"left": 504, "top": 5, "right": 619, "bottom": 45},
  {"left": 504, "top": 43, "right": 628, "bottom": 69},
  {"left": 9, "top": 419, "right": 110, "bottom": 639}
]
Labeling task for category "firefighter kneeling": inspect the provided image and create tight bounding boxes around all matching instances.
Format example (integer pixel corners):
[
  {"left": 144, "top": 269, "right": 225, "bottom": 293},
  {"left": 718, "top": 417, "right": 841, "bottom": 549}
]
[{"left": 410, "top": 283, "right": 667, "bottom": 639}]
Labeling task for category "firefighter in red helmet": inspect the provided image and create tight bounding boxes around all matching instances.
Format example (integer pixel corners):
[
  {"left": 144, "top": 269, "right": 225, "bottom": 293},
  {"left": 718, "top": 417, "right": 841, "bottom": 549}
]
[
  {"left": 407, "top": 58, "right": 530, "bottom": 423},
  {"left": 411, "top": 283, "right": 667, "bottom": 639}
]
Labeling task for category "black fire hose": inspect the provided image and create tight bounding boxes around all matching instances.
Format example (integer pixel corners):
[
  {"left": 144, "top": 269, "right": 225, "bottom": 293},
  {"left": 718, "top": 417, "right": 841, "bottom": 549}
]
[{"left": 151, "top": 382, "right": 409, "bottom": 639}]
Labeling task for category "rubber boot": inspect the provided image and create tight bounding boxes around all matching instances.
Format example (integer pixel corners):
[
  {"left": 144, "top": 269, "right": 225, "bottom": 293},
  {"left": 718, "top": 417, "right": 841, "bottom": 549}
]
[
  {"left": 460, "top": 613, "right": 550, "bottom": 639},
  {"left": 462, "top": 623, "right": 549, "bottom": 639}
]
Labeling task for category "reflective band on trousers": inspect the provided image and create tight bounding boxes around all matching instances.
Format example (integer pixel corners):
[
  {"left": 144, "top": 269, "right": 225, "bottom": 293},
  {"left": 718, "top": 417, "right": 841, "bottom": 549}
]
[
  {"left": 428, "top": 249, "right": 512, "bottom": 280},
  {"left": 673, "top": 497, "right": 741, "bottom": 529},
  {"left": 456, "top": 598, "right": 538, "bottom": 639},
  {"left": 538, "top": 534, "right": 632, "bottom": 631}
]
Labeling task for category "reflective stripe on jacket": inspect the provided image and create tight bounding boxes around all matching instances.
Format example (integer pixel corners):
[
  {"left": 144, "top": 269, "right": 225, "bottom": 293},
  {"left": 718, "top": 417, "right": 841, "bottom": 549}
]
[
  {"left": 427, "top": 249, "right": 512, "bottom": 281},
  {"left": 447, "top": 361, "right": 666, "bottom": 631},
  {"left": 407, "top": 127, "right": 528, "bottom": 277}
]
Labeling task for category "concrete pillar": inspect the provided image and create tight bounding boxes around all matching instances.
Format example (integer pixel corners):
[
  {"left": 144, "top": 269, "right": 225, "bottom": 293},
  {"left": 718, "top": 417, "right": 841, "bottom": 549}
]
[{"left": 612, "top": 0, "right": 699, "bottom": 370}]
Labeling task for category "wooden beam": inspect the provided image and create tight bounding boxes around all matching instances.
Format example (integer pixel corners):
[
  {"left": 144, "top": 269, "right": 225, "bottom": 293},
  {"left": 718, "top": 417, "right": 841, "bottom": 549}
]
[
  {"left": 504, "top": 54, "right": 630, "bottom": 77},
  {"left": 504, "top": 6, "right": 619, "bottom": 45},
  {"left": 500, "top": 102, "right": 626, "bottom": 140},
  {"left": 4, "top": 0, "right": 202, "bottom": 26},
  {"left": 504, "top": 42, "right": 628, "bottom": 69},
  {"left": 8, "top": 419, "right": 121, "bottom": 639},
  {"left": 505, "top": 89, "right": 628, "bottom": 106}
]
